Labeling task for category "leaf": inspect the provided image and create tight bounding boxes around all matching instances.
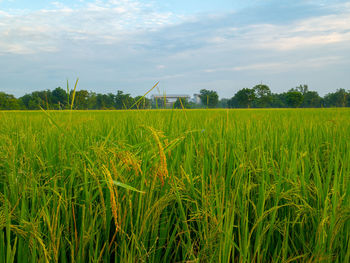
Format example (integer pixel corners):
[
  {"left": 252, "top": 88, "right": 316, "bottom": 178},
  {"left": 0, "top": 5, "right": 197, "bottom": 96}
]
[
  {"left": 112, "top": 180, "right": 145, "bottom": 194},
  {"left": 129, "top": 81, "right": 159, "bottom": 110}
]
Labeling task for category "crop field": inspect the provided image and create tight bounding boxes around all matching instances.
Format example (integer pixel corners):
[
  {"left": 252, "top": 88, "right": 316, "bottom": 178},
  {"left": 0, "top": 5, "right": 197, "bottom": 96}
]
[{"left": 0, "top": 109, "right": 349, "bottom": 262}]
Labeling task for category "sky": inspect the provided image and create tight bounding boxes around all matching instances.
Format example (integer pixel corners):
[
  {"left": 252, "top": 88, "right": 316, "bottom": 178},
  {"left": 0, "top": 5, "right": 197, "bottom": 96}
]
[{"left": 0, "top": 0, "right": 349, "bottom": 98}]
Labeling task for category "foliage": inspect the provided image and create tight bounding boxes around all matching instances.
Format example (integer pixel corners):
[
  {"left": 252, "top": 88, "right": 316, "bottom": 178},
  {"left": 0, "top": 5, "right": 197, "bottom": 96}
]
[
  {"left": 174, "top": 98, "right": 190, "bottom": 109},
  {"left": 73, "top": 90, "right": 90, "bottom": 109},
  {"left": 52, "top": 87, "right": 67, "bottom": 108},
  {"left": 1, "top": 84, "right": 350, "bottom": 110},
  {"left": 0, "top": 92, "right": 23, "bottom": 110},
  {"left": 295, "top": 84, "right": 309, "bottom": 94},
  {"left": 324, "top": 88, "right": 348, "bottom": 107},
  {"left": 286, "top": 90, "right": 304, "bottom": 108},
  {"left": 217, "top": 98, "right": 229, "bottom": 108},
  {"left": 133, "top": 96, "right": 151, "bottom": 109},
  {"left": 228, "top": 88, "right": 256, "bottom": 108},
  {"left": 253, "top": 84, "right": 272, "bottom": 107},
  {"left": 199, "top": 89, "right": 219, "bottom": 108},
  {"left": 270, "top": 93, "right": 287, "bottom": 108},
  {"left": 302, "top": 91, "right": 322, "bottom": 108}
]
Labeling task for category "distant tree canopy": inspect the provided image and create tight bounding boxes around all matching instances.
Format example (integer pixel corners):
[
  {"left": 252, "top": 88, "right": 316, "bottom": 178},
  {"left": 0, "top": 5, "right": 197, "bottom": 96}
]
[
  {"left": 226, "top": 84, "right": 349, "bottom": 109},
  {"left": 174, "top": 98, "right": 190, "bottom": 109},
  {"left": 199, "top": 89, "right": 219, "bottom": 108},
  {"left": 253, "top": 84, "right": 272, "bottom": 108},
  {"left": 1, "top": 84, "right": 350, "bottom": 110},
  {"left": 324, "top": 88, "right": 349, "bottom": 107},
  {"left": 228, "top": 88, "right": 256, "bottom": 108},
  {"left": 74, "top": 90, "right": 90, "bottom": 109},
  {"left": 0, "top": 92, "right": 23, "bottom": 110},
  {"left": 286, "top": 91, "right": 304, "bottom": 108},
  {"left": 2, "top": 88, "right": 149, "bottom": 110},
  {"left": 52, "top": 87, "right": 67, "bottom": 107},
  {"left": 302, "top": 91, "right": 322, "bottom": 108},
  {"left": 132, "top": 96, "right": 151, "bottom": 109}
]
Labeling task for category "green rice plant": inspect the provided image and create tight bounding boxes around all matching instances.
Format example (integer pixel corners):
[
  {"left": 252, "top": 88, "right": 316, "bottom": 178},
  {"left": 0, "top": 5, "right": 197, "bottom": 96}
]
[{"left": 0, "top": 108, "right": 349, "bottom": 262}]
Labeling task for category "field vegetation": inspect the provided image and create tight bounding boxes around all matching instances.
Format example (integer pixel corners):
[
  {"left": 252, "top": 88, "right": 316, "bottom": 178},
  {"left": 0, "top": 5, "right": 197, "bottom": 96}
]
[{"left": 0, "top": 109, "right": 349, "bottom": 262}]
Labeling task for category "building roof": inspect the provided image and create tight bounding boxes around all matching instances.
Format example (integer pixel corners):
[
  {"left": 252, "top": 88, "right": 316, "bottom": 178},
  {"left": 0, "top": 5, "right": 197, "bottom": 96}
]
[{"left": 151, "top": 94, "right": 190, "bottom": 99}]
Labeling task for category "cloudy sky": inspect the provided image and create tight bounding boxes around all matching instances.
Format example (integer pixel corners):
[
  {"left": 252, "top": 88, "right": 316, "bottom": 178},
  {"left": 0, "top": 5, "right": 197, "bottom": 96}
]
[{"left": 0, "top": 0, "right": 349, "bottom": 98}]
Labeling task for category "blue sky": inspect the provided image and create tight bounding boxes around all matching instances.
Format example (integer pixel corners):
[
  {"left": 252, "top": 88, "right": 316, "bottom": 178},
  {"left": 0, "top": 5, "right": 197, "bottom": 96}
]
[{"left": 0, "top": 0, "right": 349, "bottom": 98}]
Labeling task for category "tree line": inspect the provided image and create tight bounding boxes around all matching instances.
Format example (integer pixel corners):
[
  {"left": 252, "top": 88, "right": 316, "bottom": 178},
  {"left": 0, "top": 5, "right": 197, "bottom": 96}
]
[
  {"left": 199, "top": 84, "right": 350, "bottom": 108},
  {"left": 0, "top": 84, "right": 349, "bottom": 110},
  {"left": 0, "top": 87, "right": 151, "bottom": 110}
]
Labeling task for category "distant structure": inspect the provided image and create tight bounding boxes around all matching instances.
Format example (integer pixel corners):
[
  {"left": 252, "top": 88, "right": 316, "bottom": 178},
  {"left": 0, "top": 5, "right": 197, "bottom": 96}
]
[
  {"left": 191, "top": 94, "right": 201, "bottom": 104},
  {"left": 151, "top": 94, "right": 190, "bottom": 108}
]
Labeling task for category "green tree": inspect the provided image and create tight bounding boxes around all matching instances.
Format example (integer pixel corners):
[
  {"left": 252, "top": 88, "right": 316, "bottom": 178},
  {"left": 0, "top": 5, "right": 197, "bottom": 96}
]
[
  {"left": 227, "top": 96, "right": 238, "bottom": 108},
  {"left": 52, "top": 87, "right": 67, "bottom": 105},
  {"left": 19, "top": 91, "right": 48, "bottom": 110},
  {"left": 199, "top": 89, "right": 219, "bottom": 108},
  {"left": 19, "top": 94, "right": 32, "bottom": 109},
  {"left": 253, "top": 84, "right": 272, "bottom": 107},
  {"left": 231, "top": 88, "right": 256, "bottom": 108},
  {"left": 302, "top": 91, "right": 322, "bottom": 108},
  {"left": 174, "top": 98, "right": 190, "bottom": 109},
  {"left": 270, "top": 93, "right": 287, "bottom": 108},
  {"left": 115, "top": 91, "right": 134, "bottom": 109},
  {"left": 218, "top": 98, "right": 229, "bottom": 108},
  {"left": 324, "top": 89, "right": 348, "bottom": 107},
  {"left": 133, "top": 96, "right": 151, "bottom": 109},
  {"left": 96, "top": 93, "right": 115, "bottom": 109},
  {"left": 74, "top": 90, "right": 90, "bottom": 109},
  {"left": 286, "top": 91, "right": 304, "bottom": 108},
  {"left": 52, "top": 87, "right": 67, "bottom": 108},
  {"left": 295, "top": 84, "right": 309, "bottom": 95},
  {"left": 0, "top": 92, "right": 22, "bottom": 110}
]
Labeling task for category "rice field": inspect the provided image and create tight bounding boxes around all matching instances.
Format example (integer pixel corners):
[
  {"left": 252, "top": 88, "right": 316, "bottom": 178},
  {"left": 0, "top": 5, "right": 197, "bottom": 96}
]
[{"left": 0, "top": 109, "right": 349, "bottom": 262}]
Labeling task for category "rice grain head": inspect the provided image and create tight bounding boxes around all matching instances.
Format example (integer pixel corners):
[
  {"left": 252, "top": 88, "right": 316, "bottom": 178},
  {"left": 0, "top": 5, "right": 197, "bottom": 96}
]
[
  {"left": 147, "top": 126, "right": 168, "bottom": 185},
  {"left": 103, "top": 165, "right": 119, "bottom": 232}
]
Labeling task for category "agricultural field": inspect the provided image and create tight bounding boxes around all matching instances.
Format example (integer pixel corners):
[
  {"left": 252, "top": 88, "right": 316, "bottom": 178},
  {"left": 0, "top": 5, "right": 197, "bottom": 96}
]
[{"left": 0, "top": 109, "right": 349, "bottom": 262}]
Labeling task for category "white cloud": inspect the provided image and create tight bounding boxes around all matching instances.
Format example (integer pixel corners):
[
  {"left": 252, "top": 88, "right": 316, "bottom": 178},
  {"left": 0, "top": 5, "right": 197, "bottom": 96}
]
[
  {"left": 2, "top": 1, "right": 350, "bottom": 56},
  {"left": 0, "top": 0, "right": 182, "bottom": 55},
  {"left": 1, "top": 0, "right": 350, "bottom": 97},
  {"left": 246, "top": 17, "right": 350, "bottom": 51},
  {"left": 209, "top": 7, "right": 350, "bottom": 51},
  {"left": 203, "top": 56, "right": 342, "bottom": 73}
]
